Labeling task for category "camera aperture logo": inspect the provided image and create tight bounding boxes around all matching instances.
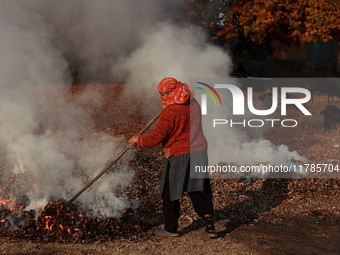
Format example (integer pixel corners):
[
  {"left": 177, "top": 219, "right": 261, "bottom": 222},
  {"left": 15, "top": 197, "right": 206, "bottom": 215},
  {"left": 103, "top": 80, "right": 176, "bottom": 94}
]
[{"left": 196, "top": 82, "right": 312, "bottom": 128}]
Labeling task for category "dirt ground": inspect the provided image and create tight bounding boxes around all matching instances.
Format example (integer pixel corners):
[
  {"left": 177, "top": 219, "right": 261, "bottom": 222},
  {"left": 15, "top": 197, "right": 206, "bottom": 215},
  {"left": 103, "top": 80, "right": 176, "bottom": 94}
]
[
  {"left": 1, "top": 214, "right": 339, "bottom": 255},
  {"left": 1, "top": 84, "right": 339, "bottom": 255}
]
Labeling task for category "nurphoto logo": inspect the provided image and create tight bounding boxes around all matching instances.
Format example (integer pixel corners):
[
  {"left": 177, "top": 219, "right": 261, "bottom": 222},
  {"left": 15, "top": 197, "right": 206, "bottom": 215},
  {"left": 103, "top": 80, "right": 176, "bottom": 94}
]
[{"left": 195, "top": 81, "right": 312, "bottom": 128}]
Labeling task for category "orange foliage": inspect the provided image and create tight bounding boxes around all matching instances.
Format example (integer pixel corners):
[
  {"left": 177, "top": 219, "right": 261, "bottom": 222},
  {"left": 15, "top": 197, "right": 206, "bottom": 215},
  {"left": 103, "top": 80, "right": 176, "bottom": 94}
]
[{"left": 182, "top": 0, "right": 340, "bottom": 47}]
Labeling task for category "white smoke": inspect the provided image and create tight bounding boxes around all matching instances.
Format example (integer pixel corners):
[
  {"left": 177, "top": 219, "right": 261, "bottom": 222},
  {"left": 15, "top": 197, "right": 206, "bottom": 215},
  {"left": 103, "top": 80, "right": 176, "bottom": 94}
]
[
  {"left": 21, "top": 0, "right": 183, "bottom": 83},
  {"left": 114, "top": 23, "right": 232, "bottom": 93},
  {"left": 0, "top": 1, "right": 135, "bottom": 217}
]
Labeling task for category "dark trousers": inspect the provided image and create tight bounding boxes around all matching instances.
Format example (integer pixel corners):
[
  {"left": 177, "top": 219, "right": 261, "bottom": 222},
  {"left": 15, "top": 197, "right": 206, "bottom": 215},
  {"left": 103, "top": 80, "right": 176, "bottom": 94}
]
[{"left": 162, "top": 169, "right": 214, "bottom": 233}]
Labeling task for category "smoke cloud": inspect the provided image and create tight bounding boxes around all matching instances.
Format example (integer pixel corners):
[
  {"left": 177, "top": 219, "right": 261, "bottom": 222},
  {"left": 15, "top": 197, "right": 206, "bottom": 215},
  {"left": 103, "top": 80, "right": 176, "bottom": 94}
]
[
  {"left": 0, "top": 0, "right": 140, "bottom": 217},
  {"left": 22, "top": 0, "right": 185, "bottom": 83},
  {"left": 114, "top": 23, "right": 232, "bottom": 93}
]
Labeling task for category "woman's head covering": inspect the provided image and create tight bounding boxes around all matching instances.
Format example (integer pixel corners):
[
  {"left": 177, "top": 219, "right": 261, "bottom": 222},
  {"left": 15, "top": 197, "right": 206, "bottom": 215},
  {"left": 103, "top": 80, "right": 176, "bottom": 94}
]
[{"left": 157, "top": 77, "right": 194, "bottom": 106}]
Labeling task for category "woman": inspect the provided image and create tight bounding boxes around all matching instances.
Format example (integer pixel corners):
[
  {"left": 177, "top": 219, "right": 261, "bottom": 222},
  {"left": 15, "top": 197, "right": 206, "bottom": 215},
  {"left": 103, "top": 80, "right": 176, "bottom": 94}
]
[{"left": 129, "top": 77, "right": 216, "bottom": 238}]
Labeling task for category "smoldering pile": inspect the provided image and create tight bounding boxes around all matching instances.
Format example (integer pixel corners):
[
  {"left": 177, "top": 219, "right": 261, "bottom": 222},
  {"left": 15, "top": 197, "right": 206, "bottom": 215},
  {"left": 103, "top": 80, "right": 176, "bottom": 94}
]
[{"left": 0, "top": 200, "right": 151, "bottom": 243}]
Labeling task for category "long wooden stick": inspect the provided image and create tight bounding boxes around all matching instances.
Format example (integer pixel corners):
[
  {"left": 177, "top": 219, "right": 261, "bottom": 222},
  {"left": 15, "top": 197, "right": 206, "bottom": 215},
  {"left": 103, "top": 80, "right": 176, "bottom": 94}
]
[{"left": 66, "top": 109, "right": 163, "bottom": 205}]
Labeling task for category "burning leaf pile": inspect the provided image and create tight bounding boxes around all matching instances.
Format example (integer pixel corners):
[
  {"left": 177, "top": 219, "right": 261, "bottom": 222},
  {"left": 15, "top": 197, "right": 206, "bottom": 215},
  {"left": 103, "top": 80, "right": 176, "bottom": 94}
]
[{"left": 0, "top": 200, "right": 151, "bottom": 243}]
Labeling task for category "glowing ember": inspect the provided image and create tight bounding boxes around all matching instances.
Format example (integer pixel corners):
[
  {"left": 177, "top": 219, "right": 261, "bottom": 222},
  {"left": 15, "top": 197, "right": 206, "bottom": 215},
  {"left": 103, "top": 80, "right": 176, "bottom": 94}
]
[{"left": 0, "top": 197, "right": 13, "bottom": 206}]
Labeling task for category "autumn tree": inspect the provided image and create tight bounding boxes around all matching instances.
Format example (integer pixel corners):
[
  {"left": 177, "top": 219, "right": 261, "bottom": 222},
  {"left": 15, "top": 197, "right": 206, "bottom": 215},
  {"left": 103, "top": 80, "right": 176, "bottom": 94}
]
[{"left": 182, "top": 0, "right": 340, "bottom": 52}]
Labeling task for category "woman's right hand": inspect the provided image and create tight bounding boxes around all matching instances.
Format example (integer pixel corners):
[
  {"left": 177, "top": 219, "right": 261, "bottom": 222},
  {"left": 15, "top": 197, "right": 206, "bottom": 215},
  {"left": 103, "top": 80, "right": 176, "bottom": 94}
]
[{"left": 128, "top": 136, "right": 138, "bottom": 148}]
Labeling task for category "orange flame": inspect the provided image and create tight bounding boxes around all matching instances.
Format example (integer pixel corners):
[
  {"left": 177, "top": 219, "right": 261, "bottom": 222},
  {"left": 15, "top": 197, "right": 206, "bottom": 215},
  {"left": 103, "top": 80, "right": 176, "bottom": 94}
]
[
  {"left": 45, "top": 219, "right": 53, "bottom": 232},
  {"left": 0, "top": 197, "right": 13, "bottom": 207},
  {"left": 58, "top": 224, "right": 71, "bottom": 233}
]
